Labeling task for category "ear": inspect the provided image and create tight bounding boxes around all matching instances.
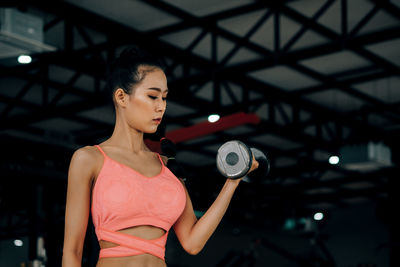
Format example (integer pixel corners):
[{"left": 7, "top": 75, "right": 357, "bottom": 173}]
[{"left": 114, "top": 88, "right": 128, "bottom": 108}]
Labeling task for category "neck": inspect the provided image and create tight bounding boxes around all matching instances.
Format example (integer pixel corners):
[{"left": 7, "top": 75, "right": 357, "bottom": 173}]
[{"left": 107, "top": 113, "right": 147, "bottom": 153}]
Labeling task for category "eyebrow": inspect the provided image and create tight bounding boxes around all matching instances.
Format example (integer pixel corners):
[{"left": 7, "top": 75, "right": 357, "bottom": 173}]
[{"left": 147, "top": 87, "right": 168, "bottom": 93}]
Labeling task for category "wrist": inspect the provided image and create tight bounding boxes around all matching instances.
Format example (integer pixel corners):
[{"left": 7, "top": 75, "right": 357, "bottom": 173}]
[{"left": 225, "top": 178, "right": 241, "bottom": 187}]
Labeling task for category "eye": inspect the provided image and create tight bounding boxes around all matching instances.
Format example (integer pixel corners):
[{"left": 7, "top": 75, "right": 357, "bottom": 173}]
[
  {"left": 162, "top": 96, "right": 167, "bottom": 101},
  {"left": 148, "top": 96, "right": 157, "bottom": 100}
]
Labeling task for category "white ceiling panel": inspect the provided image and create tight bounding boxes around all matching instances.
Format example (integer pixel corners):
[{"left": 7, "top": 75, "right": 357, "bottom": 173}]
[
  {"left": 66, "top": 0, "right": 181, "bottom": 31},
  {"left": 248, "top": 65, "right": 320, "bottom": 90},
  {"left": 192, "top": 33, "right": 212, "bottom": 60},
  {"left": 221, "top": 81, "right": 242, "bottom": 106},
  {"left": 359, "top": 10, "right": 400, "bottom": 35},
  {"left": 366, "top": 38, "right": 400, "bottom": 67},
  {"left": 255, "top": 103, "right": 268, "bottom": 121},
  {"left": 163, "top": 0, "right": 252, "bottom": 17},
  {"left": 347, "top": 0, "right": 375, "bottom": 33},
  {"left": 304, "top": 89, "right": 365, "bottom": 112},
  {"left": 299, "top": 51, "right": 371, "bottom": 75},
  {"left": 287, "top": 0, "right": 328, "bottom": 18},
  {"left": 227, "top": 47, "right": 263, "bottom": 65},
  {"left": 353, "top": 76, "right": 400, "bottom": 103},
  {"left": 159, "top": 27, "right": 203, "bottom": 49},
  {"left": 193, "top": 81, "right": 213, "bottom": 102},
  {"left": 216, "top": 37, "right": 236, "bottom": 63},
  {"left": 218, "top": 9, "right": 267, "bottom": 38},
  {"left": 248, "top": 13, "right": 275, "bottom": 51},
  {"left": 289, "top": 30, "right": 330, "bottom": 51}
]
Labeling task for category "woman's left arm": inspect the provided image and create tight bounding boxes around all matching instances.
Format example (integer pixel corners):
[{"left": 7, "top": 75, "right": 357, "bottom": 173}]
[{"left": 173, "top": 178, "right": 241, "bottom": 255}]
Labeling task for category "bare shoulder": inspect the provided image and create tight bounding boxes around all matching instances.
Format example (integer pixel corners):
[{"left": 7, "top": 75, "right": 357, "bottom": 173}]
[
  {"left": 70, "top": 145, "right": 102, "bottom": 164},
  {"left": 68, "top": 145, "right": 103, "bottom": 182}
]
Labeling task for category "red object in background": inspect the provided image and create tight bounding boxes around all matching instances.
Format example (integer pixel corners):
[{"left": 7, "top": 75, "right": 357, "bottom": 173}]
[
  {"left": 165, "top": 112, "right": 260, "bottom": 143},
  {"left": 145, "top": 139, "right": 163, "bottom": 154},
  {"left": 144, "top": 112, "right": 260, "bottom": 153}
]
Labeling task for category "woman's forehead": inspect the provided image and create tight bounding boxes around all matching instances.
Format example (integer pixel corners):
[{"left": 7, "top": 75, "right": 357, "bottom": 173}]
[{"left": 139, "top": 68, "right": 168, "bottom": 91}]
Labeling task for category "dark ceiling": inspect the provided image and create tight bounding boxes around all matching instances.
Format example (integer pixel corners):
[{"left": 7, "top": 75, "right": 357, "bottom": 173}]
[{"left": 0, "top": 0, "right": 399, "bottom": 264}]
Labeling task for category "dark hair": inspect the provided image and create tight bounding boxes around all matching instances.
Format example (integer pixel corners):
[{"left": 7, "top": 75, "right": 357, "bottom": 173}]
[{"left": 106, "top": 45, "right": 165, "bottom": 104}]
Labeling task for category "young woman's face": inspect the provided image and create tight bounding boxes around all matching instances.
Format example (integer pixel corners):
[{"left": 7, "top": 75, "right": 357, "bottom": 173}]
[{"left": 123, "top": 67, "right": 168, "bottom": 134}]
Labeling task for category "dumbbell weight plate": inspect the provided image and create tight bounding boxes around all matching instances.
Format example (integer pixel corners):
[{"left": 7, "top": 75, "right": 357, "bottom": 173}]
[{"left": 216, "top": 140, "right": 253, "bottom": 179}]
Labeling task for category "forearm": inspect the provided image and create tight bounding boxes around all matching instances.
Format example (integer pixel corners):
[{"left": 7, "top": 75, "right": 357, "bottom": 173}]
[{"left": 188, "top": 178, "right": 240, "bottom": 253}]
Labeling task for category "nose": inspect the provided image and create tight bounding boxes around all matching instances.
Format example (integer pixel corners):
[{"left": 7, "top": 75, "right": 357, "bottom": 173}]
[{"left": 156, "top": 98, "right": 166, "bottom": 113}]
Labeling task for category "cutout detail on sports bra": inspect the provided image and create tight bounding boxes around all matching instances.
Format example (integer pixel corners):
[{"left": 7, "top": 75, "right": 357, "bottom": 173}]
[
  {"left": 97, "top": 227, "right": 168, "bottom": 259},
  {"left": 99, "top": 225, "right": 167, "bottom": 249}
]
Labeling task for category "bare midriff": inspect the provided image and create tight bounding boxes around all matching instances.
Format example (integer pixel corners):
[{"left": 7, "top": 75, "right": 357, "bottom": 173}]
[{"left": 96, "top": 225, "right": 167, "bottom": 267}]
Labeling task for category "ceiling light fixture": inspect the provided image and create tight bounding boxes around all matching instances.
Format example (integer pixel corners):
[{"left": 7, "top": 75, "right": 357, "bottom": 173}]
[
  {"left": 208, "top": 114, "right": 220, "bottom": 123},
  {"left": 17, "top": 54, "right": 32, "bottom": 64},
  {"left": 329, "top": 155, "right": 339, "bottom": 165}
]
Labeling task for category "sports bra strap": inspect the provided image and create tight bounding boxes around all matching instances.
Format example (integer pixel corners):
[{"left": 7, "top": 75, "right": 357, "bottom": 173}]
[
  {"left": 95, "top": 145, "right": 107, "bottom": 157},
  {"left": 156, "top": 153, "right": 165, "bottom": 167},
  {"left": 95, "top": 145, "right": 165, "bottom": 167}
]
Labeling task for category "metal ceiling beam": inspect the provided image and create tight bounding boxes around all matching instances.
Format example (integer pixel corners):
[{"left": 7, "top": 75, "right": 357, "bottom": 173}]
[
  {"left": 369, "top": 0, "right": 400, "bottom": 19},
  {"left": 148, "top": 2, "right": 267, "bottom": 36},
  {"left": 278, "top": 4, "right": 400, "bottom": 75},
  {"left": 2, "top": 1, "right": 396, "bottom": 156},
  {"left": 218, "top": 26, "right": 400, "bottom": 76}
]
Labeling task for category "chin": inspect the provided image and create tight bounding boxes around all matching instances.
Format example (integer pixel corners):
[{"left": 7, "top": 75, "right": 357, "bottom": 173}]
[{"left": 144, "top": 127, "right": 158, "bottom": 134}]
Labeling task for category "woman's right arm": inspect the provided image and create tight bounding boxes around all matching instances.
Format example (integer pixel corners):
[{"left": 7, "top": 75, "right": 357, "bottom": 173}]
[{"left": 62, "top": 147, "right": 97, "bottom": 267}]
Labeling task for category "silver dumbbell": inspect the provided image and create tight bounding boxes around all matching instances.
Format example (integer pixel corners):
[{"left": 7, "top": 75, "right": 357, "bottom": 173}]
[{"left": 216, "top": 140, "right": 270, "bottom": 181}]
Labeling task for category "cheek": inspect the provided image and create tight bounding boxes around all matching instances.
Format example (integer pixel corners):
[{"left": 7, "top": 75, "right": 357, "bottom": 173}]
[{"left": 129, "top": 97, "right": 152, "bottom": 116}]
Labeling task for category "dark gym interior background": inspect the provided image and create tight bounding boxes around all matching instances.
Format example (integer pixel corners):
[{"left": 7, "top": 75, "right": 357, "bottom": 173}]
[{"left": 0, "top": 0, "right": 399, "bottom": 266}]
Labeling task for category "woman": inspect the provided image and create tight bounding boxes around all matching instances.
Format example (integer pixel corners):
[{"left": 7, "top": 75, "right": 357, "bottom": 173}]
[{"left": 62, "top": 46, "right": 258, "bottom": 267}]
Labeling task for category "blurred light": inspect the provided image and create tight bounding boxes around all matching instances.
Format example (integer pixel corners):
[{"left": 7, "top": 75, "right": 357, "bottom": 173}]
[
  {"left": 14, "top": 239, "right": 23, "bottom": 247},
  {"left": 329, "top": 155, "right": 339, "bottom": 165},
  {"left": 314, "top": 212, "right": 324, "bottom": 221},
  {"left": 208, "top": 114, "right": 220, "bottom": 123},
  {"left": 18, "top": 54, "right": 32, "bottom": 64},
  {"left": 194, "top": 210, "right": 205, "bottom": 218}
]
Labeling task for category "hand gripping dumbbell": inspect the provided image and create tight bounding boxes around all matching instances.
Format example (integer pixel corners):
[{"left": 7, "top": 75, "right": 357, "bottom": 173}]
[{"left": 216, "top": 140, "right": 270, "bottom": 182}]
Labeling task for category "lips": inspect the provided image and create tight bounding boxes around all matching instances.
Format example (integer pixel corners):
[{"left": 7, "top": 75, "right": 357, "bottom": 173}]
[{"left": 153, "top": 118, "right": 162, "bottom": 124}]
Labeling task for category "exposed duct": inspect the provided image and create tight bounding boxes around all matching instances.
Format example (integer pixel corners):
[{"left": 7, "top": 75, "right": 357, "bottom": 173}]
[
  {"left": 0, "top": 8, "right": 56, "bottom": 59},
  {"left": 339, "top": 142, "right": 393, "bottom": 171}
]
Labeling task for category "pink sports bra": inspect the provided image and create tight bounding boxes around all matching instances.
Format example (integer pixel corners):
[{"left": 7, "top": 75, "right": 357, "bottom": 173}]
[{"left": 91, "top": 145, "right": 186, "bottom": 260}]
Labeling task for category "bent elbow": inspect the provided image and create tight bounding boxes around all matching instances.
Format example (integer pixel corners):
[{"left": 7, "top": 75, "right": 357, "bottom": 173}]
[
  {"left": 186, "top": 248, "right": 200, "bottom": 255},
  {"left": 184, "top": 244, "right": 204, "bottom": 255}
]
